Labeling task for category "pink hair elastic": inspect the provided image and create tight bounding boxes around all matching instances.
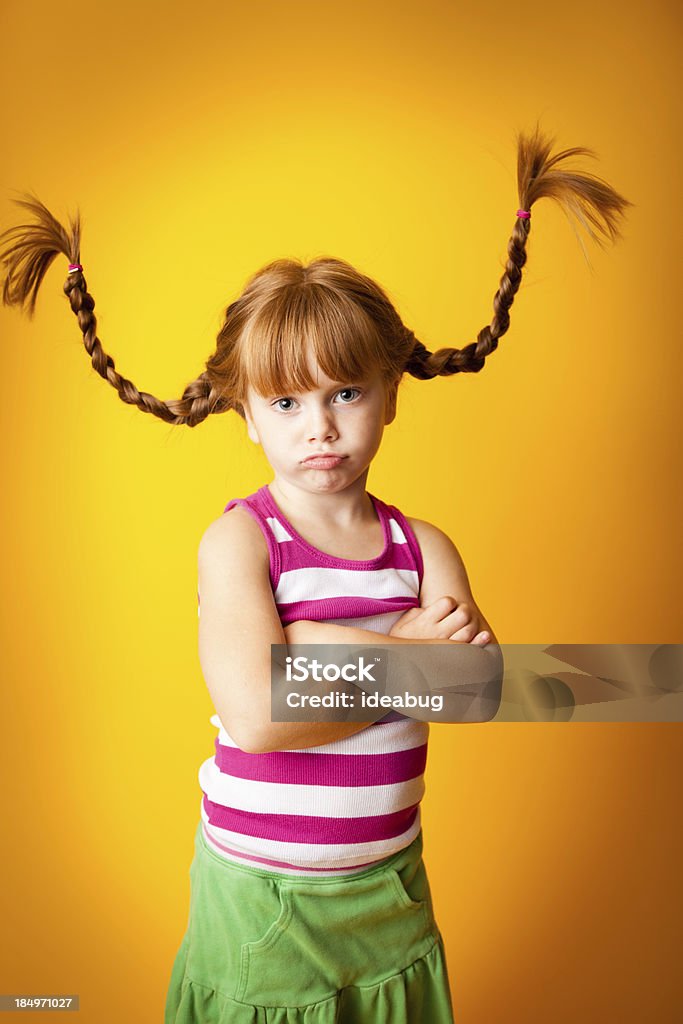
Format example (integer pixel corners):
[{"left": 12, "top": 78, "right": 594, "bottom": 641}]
[
  {"left": 516, "top": 209, "right": 531, "bottom": 219},
  {"left": 68, "top": 263, "right": 83, "bottom": 273}
]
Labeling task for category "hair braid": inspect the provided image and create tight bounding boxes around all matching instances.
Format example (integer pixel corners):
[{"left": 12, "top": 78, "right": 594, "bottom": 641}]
[
  {"left": 404, "top": 123, "right": 632, "bottom": 380},
  {"left": 0, "top": 193, "right": 231, "bottom": 427},
  {"left": 1, "top": 125, "right": 632, "bottom": 420}
]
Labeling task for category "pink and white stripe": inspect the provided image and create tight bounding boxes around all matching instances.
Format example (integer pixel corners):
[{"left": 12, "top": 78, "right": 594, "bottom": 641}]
[{"left": 197, "top": 483, "right": 429, "bottom": 875}]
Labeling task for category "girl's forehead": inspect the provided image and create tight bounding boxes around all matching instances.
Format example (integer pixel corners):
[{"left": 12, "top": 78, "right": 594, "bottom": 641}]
[
  {"left": 299, "top": 349, "right": 354, "bottom": 388},
  {"left": 248, "top": 373, "right": 371, "bottom": 399},
  {"left": 240, "top": 328, "right": 395, "bottom": 404},
  {"left": 247, "top": 359, "right": 380, "bottom": 399}
]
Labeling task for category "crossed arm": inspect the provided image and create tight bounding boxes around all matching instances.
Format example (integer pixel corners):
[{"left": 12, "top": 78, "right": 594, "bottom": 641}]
[
  {"left": 198, "top": 510, "right": 499, "bottom": 753},
  {"left": 286, "top": 516, "right": 496, "bottom": 647}
]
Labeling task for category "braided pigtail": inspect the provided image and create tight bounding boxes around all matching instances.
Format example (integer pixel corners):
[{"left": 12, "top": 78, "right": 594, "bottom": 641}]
[
  {"left": 405, "top": 123, "right": 633, "bottom": 379},
  {"left": 1, "top": 130, "right": 633, "bottom": 413},
  {"left": 0, "top": 193, "right": 231, "bottom": 426}
]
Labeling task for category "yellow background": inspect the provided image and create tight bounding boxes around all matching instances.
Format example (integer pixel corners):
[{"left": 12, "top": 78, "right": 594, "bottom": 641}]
[{"left": 1, "top": 0, "right": 680, "bottom": 1020}]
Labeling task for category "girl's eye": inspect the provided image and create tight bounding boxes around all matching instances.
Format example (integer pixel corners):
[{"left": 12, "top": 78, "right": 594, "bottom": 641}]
[
  {"left": 272, "top": 397, "right": 297, "bottom": 412},
  {"left": 336, "top": 388, "right": 360, "bottom": 403},
  {"left": 271, "top": 389, "right": 360, "bottom": 411}
]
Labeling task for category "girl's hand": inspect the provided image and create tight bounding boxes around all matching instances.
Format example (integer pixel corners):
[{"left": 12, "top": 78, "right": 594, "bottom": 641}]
[{"left": 389, "top": 596, "right": 491, "bottom": 645}]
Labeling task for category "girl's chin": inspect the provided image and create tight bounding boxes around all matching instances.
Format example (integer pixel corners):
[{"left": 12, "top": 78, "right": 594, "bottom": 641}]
[
  {"left": 292, "top": 466, "right": 362, "bottom": 491},
  {"left": 303, "top": 474, "right": 348, "bottom": 491}
]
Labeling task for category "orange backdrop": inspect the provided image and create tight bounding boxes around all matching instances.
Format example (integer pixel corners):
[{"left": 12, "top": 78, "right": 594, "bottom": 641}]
[{"left": 1, "top": 0, "right": 680, "bottom": 1021}]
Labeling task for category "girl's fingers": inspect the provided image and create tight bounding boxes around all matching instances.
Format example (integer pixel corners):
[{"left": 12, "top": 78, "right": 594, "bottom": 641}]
[
  {"left": 450, "top": 629, "right": 490, "bottom": 644},
  {"left": 423, "top": 596, "right": 459, "bottom": 622},
  {"left": 431, "top": 606, "right": 473, "bottom": 634},
  {"left": 445, "top": 615, "right": 481, "bottom": 642}
]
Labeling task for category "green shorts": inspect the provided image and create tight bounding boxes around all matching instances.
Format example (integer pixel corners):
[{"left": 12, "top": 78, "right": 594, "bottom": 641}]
[{"left": 165, "top": 820, "right": 455, "bottom": 1022}]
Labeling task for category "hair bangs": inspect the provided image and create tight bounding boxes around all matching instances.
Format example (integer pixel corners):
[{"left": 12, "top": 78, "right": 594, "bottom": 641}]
[{"left": 238, "top": 284, "right": 394, "bottom": 399}]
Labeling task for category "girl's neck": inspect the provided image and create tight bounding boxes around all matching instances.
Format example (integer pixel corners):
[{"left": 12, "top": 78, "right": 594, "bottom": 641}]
[{"left": 267, "top": 473, "right": 376, "bottom": 531}]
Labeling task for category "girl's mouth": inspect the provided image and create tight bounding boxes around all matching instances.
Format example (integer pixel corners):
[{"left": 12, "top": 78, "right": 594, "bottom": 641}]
[{"left": 302, "top": 456, "right": 346, "bottom": 469}]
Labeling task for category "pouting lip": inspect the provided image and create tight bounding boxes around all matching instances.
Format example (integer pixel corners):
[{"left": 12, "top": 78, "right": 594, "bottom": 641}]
[{"left": 301, "top": 453, "right": 347, "bottom": 463}]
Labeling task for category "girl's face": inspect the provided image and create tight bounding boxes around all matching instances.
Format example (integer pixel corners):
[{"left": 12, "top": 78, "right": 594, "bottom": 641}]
[{"left": 242, "top": 359, "right": 398, "bottom": 496}]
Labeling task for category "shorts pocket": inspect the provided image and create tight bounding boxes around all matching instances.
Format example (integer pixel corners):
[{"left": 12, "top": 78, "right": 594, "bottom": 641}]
[
  {"left": 185, "top": 835, "right": 287, "bottom": 1000},
  {"left": 386, "top": 866, "right": 428, "bottom": 911},
  {"left": 235, "top": 886, "right": 293, "bottom": 1001},
  {"left": 236, "top": 869, "right": 436, "bottom": 1007},
  {"left": 386, "top": 845, "right": 436, "bottom": 925}
]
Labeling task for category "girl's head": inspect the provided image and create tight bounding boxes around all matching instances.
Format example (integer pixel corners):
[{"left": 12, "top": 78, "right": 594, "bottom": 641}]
[
  {"left": 241, "top": 345, "right": 397, "bottom": 494},
  {"left": 0, "top": 124, "right": 632, "bottom": 434},
  {"left": 205, "top": 254, "right": 411, "bottom": 421}
]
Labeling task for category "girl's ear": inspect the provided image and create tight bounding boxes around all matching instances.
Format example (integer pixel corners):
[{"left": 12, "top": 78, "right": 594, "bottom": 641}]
[
  {"left": 384, "top": 380, "right": 399, "bottom": 425},
  {"left": 242, "top": 402, "right": 261, "bottom": 445}
]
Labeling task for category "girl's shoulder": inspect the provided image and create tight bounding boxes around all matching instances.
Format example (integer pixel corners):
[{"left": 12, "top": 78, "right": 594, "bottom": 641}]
[
  {"left": 201, "top": 486, "right": 271, "bottom": 550},
  {"left": 198, "top": 504, "right": 270, "bottom": 569},
  {"left": 403, "top": 515, "right": 447, "bottom": 546},
  {"left": 402, "top": 516, "right": 477, "bottom": 609},
  {"left": 198, "top": 494, "right": 281, "bottom": 592},
  {"left": 379, "top": 503, "right": 440, "bottom": 552}
]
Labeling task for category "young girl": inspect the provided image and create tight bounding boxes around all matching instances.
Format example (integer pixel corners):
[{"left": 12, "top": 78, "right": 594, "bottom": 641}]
[{"left": 0, "top": 125, "right": 630, "bottom": 1022}]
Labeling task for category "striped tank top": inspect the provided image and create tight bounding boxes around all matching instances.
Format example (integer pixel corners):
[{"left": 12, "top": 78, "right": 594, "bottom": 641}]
[{"left": 197, "top": 483, "right": 429, "bottom": 876}]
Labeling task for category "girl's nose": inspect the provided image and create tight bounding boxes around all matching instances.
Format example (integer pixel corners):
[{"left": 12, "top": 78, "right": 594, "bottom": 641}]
[{"left": 307, "top": 406, "right": 338, "bottom": 443}]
